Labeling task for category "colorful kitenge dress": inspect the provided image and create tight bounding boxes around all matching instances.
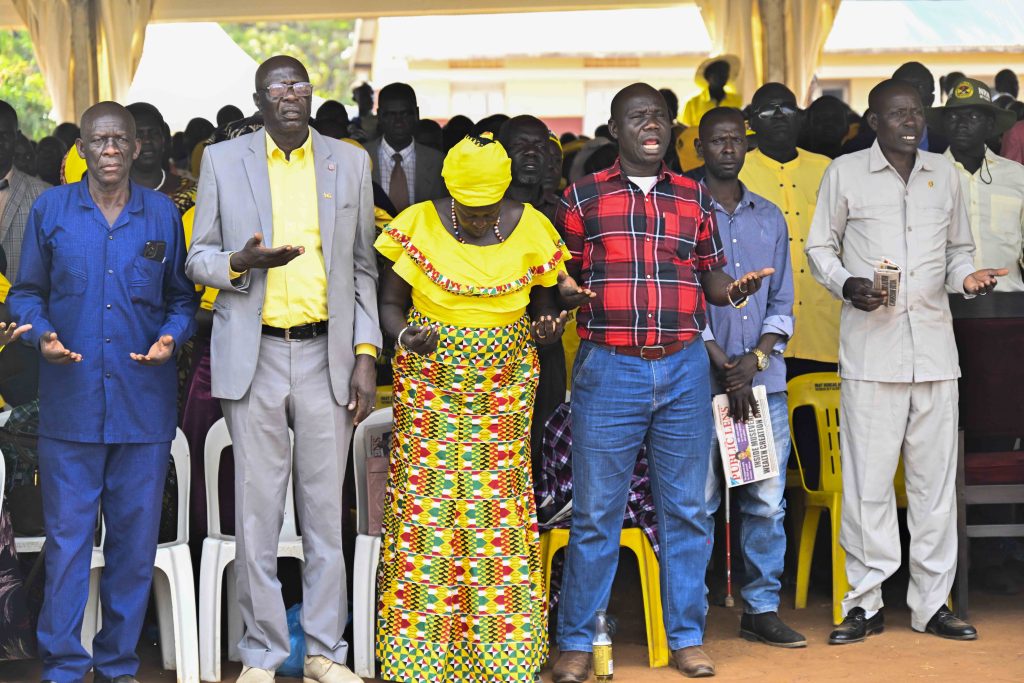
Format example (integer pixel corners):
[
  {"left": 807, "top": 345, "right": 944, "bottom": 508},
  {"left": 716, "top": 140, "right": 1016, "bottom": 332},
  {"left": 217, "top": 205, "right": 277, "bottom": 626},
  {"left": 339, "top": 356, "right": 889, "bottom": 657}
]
[{"left": 374, "top": 201, "right": 567, "bottom": 682}]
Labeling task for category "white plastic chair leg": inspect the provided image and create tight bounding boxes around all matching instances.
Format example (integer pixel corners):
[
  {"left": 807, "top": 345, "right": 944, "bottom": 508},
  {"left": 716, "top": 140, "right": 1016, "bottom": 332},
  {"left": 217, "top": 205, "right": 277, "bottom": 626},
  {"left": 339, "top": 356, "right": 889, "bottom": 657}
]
[
  {"left": 199, "top": 539, "right": 231, "bottom": 682},
  {"left": 225, "top": 560, "right": 242, "bottom": 662},
  {"left": 154, "top": 544, "right": 199, "bottom": 682},
  {"left": 353, "top": 534, "right": 381, "bottom": 679},
  {"left": 81, "top": 562, "right": 103, "bottom": 654}
]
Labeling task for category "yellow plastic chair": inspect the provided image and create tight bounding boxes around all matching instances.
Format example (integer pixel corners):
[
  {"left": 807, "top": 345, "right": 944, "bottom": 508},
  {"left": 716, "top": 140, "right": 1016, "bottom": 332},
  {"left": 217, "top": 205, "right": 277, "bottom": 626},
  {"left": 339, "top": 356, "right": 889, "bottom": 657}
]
[
  {"left": 788, "top": 373, "right": 909, "bottom": 625},
  {"left": 541, "top": 527, "right": 669, "bottom": 667}
]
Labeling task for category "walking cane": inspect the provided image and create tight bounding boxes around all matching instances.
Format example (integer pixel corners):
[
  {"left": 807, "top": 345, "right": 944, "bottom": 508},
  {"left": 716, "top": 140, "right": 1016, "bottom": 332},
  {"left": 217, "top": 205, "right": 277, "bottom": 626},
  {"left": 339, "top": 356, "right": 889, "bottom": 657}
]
[{"left": 724, "top": 483, "right": 734, "bottom": 607}]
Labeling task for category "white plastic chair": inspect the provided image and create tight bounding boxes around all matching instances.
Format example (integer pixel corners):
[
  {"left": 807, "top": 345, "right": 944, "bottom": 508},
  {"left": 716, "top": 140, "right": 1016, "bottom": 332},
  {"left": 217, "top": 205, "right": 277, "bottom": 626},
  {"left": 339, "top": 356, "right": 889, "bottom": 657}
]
[
  {"left": 351, "top": 407, "right": 393, "bottom": 678},
  {"left": 198, "top": 418, "right": 302, "bottom": 682}
]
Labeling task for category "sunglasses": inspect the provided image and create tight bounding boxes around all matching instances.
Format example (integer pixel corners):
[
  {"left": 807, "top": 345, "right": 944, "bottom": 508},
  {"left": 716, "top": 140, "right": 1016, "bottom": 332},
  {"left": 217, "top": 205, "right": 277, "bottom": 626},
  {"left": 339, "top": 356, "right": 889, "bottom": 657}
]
[
  {"left": 754, "top": 104, "right": 799, "bottom": 120},
  {"left": 260, "top": 82, "right": 314, "bottom": 99}
]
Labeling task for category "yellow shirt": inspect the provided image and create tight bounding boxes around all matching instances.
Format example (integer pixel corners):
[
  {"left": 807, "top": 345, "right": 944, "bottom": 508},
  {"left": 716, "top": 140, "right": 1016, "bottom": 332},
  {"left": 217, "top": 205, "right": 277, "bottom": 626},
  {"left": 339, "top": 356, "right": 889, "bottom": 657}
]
[
  {"left": 262, "top": 130, "right": 329, "bottom": 328},
  {"left": 375, "top": 201, "right": 568, "bottom": 328},
  {"left": 740, "top": 148, "right": 839, "bottom": 363},
  {"left": 945, "top": 148, "right": 1024, "bottom": 292},
  {"left": 680, "top": 88, "right": 744, "bottom": 128},
  {"left": 0, "top": 272, "right": 9, "bottom": 303}
]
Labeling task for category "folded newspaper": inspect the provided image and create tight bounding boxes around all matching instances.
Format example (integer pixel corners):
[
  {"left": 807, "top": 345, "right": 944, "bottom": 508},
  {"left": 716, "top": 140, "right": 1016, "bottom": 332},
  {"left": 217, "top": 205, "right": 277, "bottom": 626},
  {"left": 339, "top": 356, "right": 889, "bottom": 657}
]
[
  {"left": 873, "top": 258, "right": 901, "bottom": 307},
  {"left": 712, "top": 385, "right": 780, "bottom": 488}
]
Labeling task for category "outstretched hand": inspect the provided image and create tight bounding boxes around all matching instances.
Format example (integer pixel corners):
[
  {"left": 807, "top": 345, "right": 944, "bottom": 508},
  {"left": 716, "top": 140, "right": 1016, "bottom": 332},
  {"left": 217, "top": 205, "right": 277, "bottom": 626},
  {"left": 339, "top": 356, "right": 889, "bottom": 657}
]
[
  {"left": 531, "top": 310, "right": 569, "bottom": 345},
  {"left": 728, "top": 267, "right": 775, "bottom": 300},
  {"left": 0, "top": 321, "right": 31, "bottom": 347},
  {"left": 229, "top": 232, "right": 304, "bottom": 272},
  {"left": 131, "top": 334, "right": 175, "bottom": 365},
  {"left": 556, "top": 271, "right": 596, "bottom": 309},
  {"left": 40, "top": 331, "right": 82, "bottom": 364},
  {"left": 964, "top": 268, "right": 1009, "bottom": 295}
]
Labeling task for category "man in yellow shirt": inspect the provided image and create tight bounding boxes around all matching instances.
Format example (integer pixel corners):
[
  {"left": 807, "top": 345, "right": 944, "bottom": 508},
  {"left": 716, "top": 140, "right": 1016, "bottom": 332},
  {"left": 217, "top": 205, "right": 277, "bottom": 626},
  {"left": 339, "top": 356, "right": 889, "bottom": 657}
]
[
  {"left": 739, "top": 83, "right": 838, "bottom": 372},
  {"left": 681, "top": 55, "right": 744, "bottom": 128},
  {"left": 187, "top": 56, "right": 379, "bottom": 683}
]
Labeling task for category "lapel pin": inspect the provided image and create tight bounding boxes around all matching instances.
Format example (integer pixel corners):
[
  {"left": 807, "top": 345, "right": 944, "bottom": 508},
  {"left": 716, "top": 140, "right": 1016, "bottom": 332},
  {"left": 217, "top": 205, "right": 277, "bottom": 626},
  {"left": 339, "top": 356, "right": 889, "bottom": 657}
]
[
  {"left": 328, "top": 163, "right": 336, "bottom": 171},
  {"left": 928, "top": 181, "right": 934, "bottom": 187},
  {"left": 323, "top": 192, "right": 333, "bottom": 199}
]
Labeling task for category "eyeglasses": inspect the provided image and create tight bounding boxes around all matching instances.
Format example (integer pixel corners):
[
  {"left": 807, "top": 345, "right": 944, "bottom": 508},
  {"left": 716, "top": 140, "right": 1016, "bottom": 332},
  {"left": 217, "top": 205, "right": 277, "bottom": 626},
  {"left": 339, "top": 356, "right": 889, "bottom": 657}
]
[
  {"left": 754, "top": 104, "right": 799, "bottom": 120},
  {"left": 260, "top": 82, "right": 313, "bottom": 99},
  {"left": 944, "top": 110, "right": 989, "bottom": 124}
]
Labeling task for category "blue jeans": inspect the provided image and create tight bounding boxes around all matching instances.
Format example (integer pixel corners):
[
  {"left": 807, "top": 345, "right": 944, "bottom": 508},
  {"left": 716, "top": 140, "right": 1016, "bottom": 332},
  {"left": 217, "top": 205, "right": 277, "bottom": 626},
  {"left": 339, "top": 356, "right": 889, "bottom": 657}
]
[
  {"left": 704, "top": 391, "right": 791, "bottom": 614},
  {"left": 557, "top": 340, "right": 713, "bottom": 652}
]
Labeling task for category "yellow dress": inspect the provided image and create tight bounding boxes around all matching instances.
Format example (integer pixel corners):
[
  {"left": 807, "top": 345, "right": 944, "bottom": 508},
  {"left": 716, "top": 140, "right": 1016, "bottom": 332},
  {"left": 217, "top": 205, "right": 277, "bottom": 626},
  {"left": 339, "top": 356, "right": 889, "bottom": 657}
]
[{"left": 374, "top": 201, "right": 567, "bottom": 683}]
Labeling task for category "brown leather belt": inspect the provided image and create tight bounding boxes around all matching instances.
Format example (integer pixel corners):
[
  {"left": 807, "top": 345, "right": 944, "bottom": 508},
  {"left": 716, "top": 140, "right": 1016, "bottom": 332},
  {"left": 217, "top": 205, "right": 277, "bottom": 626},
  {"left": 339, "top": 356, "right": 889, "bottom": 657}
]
[
  {"left": 261, "top": 320, "right": 328, "bottom": 341},
  {"left": 595, "top": 336, "right": 695, "bottom": 360}
]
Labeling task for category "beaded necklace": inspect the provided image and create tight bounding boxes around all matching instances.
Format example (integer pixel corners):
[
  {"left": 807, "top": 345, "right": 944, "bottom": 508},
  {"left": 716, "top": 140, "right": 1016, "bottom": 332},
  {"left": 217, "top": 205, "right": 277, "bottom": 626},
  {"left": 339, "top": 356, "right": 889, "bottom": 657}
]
[{"left": 450, "top": 198, "right": 503, "bottom": 244}]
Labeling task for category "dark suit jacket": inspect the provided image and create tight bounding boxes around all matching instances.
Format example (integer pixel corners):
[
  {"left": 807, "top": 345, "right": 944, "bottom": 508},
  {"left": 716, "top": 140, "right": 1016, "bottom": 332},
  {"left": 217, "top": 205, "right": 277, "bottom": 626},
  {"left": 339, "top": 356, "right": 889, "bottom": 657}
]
[
  {"left": 364, "top": 139, "right": 447, "bottom": 206},
  {"left": 0, "top": 169, "right": 50, "bottom": 281}
]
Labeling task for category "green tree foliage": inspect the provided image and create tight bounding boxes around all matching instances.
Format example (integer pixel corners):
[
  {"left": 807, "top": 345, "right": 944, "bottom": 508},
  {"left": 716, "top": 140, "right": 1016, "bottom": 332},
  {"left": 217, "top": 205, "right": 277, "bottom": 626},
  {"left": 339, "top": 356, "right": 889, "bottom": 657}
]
[
  {"left": 0, "top": 30, "right": 55, "bottom": 141},
  {"left": 221, "top": 21, "right": 356, "bottom": 104}
]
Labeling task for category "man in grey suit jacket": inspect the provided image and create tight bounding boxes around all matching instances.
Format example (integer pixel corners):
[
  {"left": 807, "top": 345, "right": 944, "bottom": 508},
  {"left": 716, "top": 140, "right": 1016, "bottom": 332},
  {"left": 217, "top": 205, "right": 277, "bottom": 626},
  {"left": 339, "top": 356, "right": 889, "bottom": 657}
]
[
  {"left": 186, "top": 56, "right": 379, "bottom": 683},
  {"left": 363, "top": 82, "right": 446, "bottom": 213},
  {"left": 0, "top": 100, "right": 50, "bottom": 282}
]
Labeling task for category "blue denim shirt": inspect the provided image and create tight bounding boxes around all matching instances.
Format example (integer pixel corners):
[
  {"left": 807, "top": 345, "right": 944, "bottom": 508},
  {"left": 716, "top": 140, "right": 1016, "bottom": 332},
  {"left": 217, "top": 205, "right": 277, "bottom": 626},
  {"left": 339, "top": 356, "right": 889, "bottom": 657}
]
[
  {"left": 702, "top": 184, "right": 794, "bottom": 394},
  {"left": 9, "top": 180, "right": 197, "bottom": 444}
]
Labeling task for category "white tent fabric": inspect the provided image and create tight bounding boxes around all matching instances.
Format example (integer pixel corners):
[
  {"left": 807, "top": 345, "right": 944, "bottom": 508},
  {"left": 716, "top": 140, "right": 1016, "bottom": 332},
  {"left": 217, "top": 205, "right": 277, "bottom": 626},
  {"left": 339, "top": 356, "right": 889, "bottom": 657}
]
[{"left": 124, "top": 22, "right": 260, "bottom": 132}]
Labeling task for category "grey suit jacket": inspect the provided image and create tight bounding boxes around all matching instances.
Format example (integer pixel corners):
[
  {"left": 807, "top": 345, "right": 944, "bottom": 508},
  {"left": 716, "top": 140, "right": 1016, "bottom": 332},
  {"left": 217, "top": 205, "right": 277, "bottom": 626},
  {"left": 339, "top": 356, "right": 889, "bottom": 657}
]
[
  {"left": 185, "top": 129, "right": 382, "bottom": 403},
  {"left": 364, "top": 139, "right": 447, "bottom": 205},
  {"left": 1, "top": 169, "right": 51, "bottom": 281}
]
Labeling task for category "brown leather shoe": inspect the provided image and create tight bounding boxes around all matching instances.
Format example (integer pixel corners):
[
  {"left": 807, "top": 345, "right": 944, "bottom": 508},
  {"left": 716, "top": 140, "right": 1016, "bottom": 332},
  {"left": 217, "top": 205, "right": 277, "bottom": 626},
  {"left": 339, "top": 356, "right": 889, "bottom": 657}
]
[
  {"left": 672, "top": 646, "right": 715, "bottom": 678},
  {"left": 552, "top": 650, "right": 590, "bottom": 683}
]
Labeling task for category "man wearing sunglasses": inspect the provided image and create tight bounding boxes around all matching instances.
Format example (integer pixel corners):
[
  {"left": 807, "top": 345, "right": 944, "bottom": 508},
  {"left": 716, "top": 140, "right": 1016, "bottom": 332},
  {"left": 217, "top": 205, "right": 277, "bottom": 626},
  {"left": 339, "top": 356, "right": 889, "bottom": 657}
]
[
  {"left": 740, "top": 84, "right": 838, "bottom": 378},
  {"left": 187, "top": 55, "right": 379, "bottom": 683}
]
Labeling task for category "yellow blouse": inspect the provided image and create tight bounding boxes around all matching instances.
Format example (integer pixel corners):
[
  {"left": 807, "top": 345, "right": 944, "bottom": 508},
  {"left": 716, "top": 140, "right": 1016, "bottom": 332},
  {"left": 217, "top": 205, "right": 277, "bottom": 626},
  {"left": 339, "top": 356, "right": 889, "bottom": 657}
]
[{"left": 375, "top": 201, "right": 569, "bottom": 327}]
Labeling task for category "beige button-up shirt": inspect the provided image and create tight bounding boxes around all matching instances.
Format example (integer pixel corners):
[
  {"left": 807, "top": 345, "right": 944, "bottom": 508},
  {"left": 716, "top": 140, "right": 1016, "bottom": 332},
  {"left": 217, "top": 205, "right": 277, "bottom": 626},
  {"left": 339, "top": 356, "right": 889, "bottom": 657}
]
[
  {"left": 944, "top": 147, "right": 1024, "bottom": 292},
  {"left": 806, "top": 141, "right": 976, "bottom": 383}
]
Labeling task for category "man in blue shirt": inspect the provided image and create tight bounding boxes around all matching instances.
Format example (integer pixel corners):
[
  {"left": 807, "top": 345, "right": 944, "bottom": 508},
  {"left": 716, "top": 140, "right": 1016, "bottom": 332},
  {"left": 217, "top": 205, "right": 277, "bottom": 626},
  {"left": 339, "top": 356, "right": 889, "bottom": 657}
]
[
  {"left": 696, "top": 108, "right": 803, "bottom": 648},
  {"left": 9, "top": 101, "right": 197, "bottom": 683}
]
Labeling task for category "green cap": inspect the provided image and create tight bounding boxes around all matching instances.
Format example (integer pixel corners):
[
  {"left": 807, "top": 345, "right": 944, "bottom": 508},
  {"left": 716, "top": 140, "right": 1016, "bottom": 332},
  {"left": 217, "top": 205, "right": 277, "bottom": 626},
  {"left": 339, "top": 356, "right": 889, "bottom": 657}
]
[{"left": 926, "top": 77, "right": 1017, "bottom": 136}]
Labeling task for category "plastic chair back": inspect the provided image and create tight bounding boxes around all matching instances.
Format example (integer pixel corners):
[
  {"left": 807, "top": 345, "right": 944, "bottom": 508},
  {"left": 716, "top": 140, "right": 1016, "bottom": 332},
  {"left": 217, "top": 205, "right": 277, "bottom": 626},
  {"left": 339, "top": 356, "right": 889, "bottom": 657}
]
[
  {"left": 352, "top": 408, "right": 393, "bottom": 537},
  {"left": 162, "top": 428, "right": 191, "bottom": 548},
  {"left": 203, "top": 417, "right": 299, "bottom": 542},
  {"left": 787, "top": 372, "right": 842, "bottom": 493}
]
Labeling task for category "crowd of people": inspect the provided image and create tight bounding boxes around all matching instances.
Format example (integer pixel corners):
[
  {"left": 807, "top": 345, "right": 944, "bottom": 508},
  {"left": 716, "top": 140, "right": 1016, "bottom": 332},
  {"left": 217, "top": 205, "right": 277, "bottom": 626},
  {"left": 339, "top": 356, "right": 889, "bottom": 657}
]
[{"left": 0, "top": 50, "right": 1021, "bottom": 683}]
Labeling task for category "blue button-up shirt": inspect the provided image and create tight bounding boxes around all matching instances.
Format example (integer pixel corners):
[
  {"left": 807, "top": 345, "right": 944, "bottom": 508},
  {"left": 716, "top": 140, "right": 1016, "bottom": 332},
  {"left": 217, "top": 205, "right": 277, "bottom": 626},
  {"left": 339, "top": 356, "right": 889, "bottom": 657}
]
[
  {"left": 9, "top": 180, "right": 197, "bottom": 444},
  {"left": 702, "top": 184, "right": 794, "bottom": 394}
]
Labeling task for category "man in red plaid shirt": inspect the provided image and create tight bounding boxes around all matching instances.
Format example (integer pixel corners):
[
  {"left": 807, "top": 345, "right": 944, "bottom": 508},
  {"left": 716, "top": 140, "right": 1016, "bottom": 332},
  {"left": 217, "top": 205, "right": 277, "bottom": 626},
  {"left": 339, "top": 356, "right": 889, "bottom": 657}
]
[{"left": 552, "top": 83, "right": 772, "bottom": 682}]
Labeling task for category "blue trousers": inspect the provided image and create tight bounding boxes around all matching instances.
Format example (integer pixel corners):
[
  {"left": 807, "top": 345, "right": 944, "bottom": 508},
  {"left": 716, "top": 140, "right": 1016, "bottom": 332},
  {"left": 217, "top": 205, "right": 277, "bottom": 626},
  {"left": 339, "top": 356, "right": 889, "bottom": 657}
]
[
  {"left": 557, "top": 340, "right": 714, "bottom": 652},
  {"left": 36, "top": 437, "right": 169, "bottom": 683}
]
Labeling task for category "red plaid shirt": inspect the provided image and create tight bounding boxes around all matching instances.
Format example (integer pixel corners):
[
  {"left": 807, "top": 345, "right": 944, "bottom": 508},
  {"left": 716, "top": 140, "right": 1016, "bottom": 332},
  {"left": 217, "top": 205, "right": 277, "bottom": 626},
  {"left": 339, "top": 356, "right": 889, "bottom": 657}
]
[{"left": 557, "top": 160, "right": 726, "bottom": 347}]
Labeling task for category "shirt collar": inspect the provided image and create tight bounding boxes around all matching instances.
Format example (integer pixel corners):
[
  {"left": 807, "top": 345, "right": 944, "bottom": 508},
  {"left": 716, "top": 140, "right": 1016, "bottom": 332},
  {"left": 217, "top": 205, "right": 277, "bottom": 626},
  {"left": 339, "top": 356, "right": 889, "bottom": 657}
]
[
  {"left": 265, "top": 128, "right": 312, "bottom": 162},
  {"left": 710, "top": 181, "right": 756, "bottom": 216},
  {"left": 944, "top": 146, "right": 1004, "bottom": 175},
  {"left": 381, "top": 137, "right": 414, "bottom": 161},
  {"left": 868, "top": 138, "right": 930, "bottom": 174},
  {"left": 606, "top": 157, "right": 673, "bottom": 182},
  {"left": 76, "top": 177, "right": 145, "bottom": 216}
]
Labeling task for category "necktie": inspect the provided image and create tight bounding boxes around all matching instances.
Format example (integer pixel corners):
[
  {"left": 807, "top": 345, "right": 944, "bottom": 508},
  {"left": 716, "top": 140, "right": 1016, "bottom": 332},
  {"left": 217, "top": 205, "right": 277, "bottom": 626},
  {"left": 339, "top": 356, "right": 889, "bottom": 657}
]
[
  {"left": 0, "top": 178, "right": 9, "bottom": 191},
  {"left": 389, "top": 152, "right": 410, "bottom": 213}
]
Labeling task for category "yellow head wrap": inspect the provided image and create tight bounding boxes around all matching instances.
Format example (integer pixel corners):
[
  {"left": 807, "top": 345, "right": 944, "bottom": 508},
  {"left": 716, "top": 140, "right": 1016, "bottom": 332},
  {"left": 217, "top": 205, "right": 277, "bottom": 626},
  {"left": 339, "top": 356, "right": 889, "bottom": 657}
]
[
  {"left": 441, "top": 133, "right": 511, "bottom": 207},
  {"left": 61, "top": 145, "right": 87, "bottom": 184},
  {"left": 548, "top": 132, "right": 563, "bottom": 154}
]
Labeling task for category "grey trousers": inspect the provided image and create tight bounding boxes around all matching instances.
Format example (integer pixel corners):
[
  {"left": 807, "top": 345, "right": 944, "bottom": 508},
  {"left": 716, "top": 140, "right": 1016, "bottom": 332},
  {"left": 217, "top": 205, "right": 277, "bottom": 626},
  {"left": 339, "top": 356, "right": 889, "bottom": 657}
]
[
  {"left": 221, "top": 334, "right": 353, "bottom": 670},
  {"left": 839, "top": 379, "right": 959, "bottom": 631}
]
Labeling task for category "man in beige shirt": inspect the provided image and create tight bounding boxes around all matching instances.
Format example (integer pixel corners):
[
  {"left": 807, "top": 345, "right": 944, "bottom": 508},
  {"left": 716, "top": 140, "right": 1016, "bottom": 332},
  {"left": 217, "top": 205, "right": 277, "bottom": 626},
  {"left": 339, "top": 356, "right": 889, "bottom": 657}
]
[
  {"left": 931, "top": 77, "right": 1024, "bottom": 292},
  {"left": 806, "top": 79, "right": 1007, "bottom": 645}
]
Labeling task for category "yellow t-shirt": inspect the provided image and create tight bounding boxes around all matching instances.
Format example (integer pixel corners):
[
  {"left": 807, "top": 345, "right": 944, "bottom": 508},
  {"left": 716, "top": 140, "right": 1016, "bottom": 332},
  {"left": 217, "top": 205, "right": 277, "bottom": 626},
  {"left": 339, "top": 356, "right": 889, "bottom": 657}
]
[
  {"left": 0, "top": 272, "right": 9, "bottom": 303},
  {"left": 375, "top": 201, "right": 568, "bottom": 328},
  {"left": 739, "top": 147, "right": 839, "bottom": 363},
  {"left": 262, "top": 130, "right": 329, "bottom": 328},
  {"left": 680, "top": 88, "right": 744, "bottom": 128}
]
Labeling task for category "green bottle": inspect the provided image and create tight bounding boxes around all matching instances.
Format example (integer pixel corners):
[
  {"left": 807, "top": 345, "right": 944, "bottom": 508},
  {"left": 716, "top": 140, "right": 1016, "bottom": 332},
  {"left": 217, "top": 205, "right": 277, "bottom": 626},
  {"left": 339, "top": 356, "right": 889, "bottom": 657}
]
[{"left": 593, "top": 610, "right": 613, "bottom": 681}]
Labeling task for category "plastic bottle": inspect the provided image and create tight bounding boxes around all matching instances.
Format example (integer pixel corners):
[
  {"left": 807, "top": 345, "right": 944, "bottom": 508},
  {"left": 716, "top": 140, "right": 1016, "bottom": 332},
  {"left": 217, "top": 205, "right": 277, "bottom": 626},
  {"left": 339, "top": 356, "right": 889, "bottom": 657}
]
[{"left": 593, "top": 609, "right": 613, "bottom": 681}]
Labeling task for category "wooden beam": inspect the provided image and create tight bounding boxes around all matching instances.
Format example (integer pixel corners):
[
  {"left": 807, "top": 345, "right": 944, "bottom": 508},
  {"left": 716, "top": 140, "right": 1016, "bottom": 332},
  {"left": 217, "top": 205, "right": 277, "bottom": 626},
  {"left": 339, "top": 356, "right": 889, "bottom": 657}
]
[
  {"left": 69, "top": 0, "right": 99, "bottom": 121},
  {"left": 759, "top": 0, "right": 785, "bottom": 85}
]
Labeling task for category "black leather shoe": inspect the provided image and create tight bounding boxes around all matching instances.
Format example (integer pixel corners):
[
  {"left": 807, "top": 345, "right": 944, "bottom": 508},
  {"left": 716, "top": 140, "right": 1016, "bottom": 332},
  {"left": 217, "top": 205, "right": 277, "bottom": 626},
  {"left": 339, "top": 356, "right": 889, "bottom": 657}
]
[
  {"left": 740, "top": 611, "right": 807, "bottom": 648},
  {"left": 924, "top": 606, "right": 977, "bottom": 640},
  {"left": 828, "top": 606, "right": 884, "bottom": 644},
  {"left": 94, "top": 676, "right": 140, "bottom": 683}
]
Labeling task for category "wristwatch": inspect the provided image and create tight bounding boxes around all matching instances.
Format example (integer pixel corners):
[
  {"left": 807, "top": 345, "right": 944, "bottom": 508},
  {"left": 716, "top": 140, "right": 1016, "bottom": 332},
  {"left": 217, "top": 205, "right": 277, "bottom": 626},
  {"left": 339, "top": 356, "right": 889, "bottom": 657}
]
[{"left": 752, "top": 349, "right": 770, "bottom": 372}]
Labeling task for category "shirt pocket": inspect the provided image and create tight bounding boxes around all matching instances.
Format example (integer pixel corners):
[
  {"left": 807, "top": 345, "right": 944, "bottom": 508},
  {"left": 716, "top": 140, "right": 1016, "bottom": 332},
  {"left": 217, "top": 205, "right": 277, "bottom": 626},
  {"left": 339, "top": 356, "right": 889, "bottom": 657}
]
[
  {"left": 989, "top": 194, "right": 1024, "bottom": 250},
  {"left": 129, "top": 256, "right": 165, "bottom": 309},
  {"left": 52, "top": 253, "right": 87, "bottom": 296},
  {"left": 661, "top": 213, "right": 696, "bottom": 265}
]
